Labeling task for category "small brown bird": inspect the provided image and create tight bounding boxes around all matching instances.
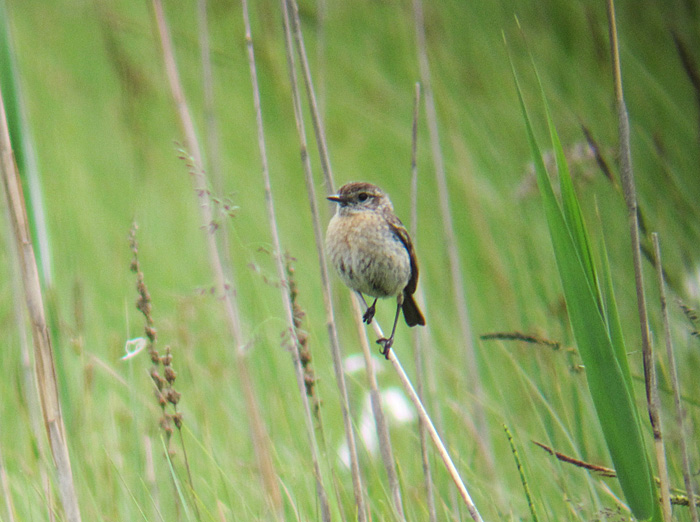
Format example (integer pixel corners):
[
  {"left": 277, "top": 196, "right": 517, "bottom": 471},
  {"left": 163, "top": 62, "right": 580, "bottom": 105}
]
[{"left": 326, "top": 182, "right": 425, "bottom": 358}]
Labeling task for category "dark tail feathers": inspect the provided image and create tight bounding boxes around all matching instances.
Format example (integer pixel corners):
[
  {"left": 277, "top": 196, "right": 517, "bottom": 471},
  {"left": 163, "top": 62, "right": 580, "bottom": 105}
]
[{"left": 402, "top": 292, "right": 425, "bottom": 327}]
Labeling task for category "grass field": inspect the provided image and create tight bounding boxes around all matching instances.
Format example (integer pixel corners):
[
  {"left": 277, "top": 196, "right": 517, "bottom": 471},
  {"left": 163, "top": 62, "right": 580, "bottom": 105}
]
[{"left": 1, "top": 0, "right": 699, "bottom": 520}]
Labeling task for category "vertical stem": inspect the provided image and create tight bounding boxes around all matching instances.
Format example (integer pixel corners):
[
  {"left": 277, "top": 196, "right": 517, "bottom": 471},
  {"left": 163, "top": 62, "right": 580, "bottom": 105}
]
[
  {"left": 280, "top": 1, "right": 368, "bottom": 519},
  {"left": 351, "top": 296, "right": 405, "bottom": 520},
  {"left": 652, "top": 234, "right": 699, "bottom": 522},
  {"left": 410, "top": 82, "right": 438, "bottom": 522},
  {"left": 364, "top": 314, "right": 484, "bottom": 521},
  {"left": 151, "top": 0, "right": 281, "bottom": 512},
  {"left": 411, "top": 0, "right": 492, "bottom": 469},
  {"left": 387, "top": 346, "right": 485, "bottom": 522},
  {"left": 286, "top": 0, "right": 336, "bottom": 192},
  {"left": 606, "top": 2, "right": 671, "bottom": 519},
  {"left": 0, "top": 85, "right": 82, "bottom": 521},
  {"left": 197, "top": 0, "right": 234, "bottom": 278},
  {"left": 240, "top": 1, "right": 331, "bottom": 519}
]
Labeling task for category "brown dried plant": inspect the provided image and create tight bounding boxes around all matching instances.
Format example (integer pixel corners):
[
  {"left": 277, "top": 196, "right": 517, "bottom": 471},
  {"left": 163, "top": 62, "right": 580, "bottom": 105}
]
[
  {"left": 284, "top": 253, "right": 319, "bottom": 415},
  {"left": 129, "top": 223, "right": 183, "bottom": 450},
  {"left": 128, "top": 223, "right": 198, "bottom": 519}
]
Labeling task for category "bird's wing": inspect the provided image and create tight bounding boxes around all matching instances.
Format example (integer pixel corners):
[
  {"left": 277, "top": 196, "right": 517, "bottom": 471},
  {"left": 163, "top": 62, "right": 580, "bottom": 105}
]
[{"left": 386, "top": 214, "right": 419, "bottom": 295}]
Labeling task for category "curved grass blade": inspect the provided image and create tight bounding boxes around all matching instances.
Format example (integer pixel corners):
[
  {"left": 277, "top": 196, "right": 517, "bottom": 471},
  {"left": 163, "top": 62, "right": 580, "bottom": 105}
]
[{"left": 509, "top": 59, "right": 657, "bottom": 520}]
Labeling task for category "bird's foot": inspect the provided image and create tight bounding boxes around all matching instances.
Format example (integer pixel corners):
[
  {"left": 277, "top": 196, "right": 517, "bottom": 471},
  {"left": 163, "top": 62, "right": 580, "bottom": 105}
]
[
  {"left": 362, "top": 303, "right": 376, "bottom": 324},
  {"left": 376, "top": 337, "right": 394, "bottom": 359}
]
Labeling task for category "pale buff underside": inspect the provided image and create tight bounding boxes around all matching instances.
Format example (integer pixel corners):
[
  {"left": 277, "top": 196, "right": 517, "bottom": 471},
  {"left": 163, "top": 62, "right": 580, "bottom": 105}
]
[{"left": 326, "top": 210, "right": 411, "bottom": 299}]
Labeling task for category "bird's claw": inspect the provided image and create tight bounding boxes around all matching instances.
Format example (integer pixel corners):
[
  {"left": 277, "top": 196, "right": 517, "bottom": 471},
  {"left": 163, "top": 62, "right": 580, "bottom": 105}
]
[
  {"left": 376, "top": 337, "right": 393, "bottom": 359},
  {"left": 362, "top": 305, "right": 376, "bottom": 324}
]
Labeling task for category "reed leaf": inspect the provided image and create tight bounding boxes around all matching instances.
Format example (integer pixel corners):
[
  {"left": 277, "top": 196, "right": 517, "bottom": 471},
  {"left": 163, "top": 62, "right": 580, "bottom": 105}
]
[{"left": 511, "top": 64, "right": 658, "bottom": 521}]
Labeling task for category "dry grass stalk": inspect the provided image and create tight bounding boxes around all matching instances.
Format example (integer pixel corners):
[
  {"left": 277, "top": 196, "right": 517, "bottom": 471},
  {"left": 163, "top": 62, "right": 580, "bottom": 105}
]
[
  {"left": 350, "top": 295, "right": 405, "bottom": 520},
  {"left": 411, "top": 0, "right": 492, "bottom": 469},
  {"left": 409, "top": 81, "right": 438, "bottom": 522},
  {"left": 606, "top": 3, "right": 672, "bottom": 519},
  {"left": 286, "top": 264, "right": 349, "bottom": 522},
  {"left": 532, "top": 440, "right": 617, "bottom": 477},
  {"left": 365, "top": 316, "right": 484, "bottom": 521},
  {"left": 129, "top": 224, "right": 200, "bottom": 519},
  {"left": 387, "top": 340, "right": 484, "bottom": 521},
  {"left": 5, "top": 206, "right": 51, "bottom": 510},
  {"left": 281, "top": 0, "right": 368, "bottom": 519},
  {"left": 0, "top": 85, "right": 82, "bottom": 521},
  {"left": 285, "top": 255, "right": 321, "bottom": 411},
  {"left": 239, "top": 1, "right": 331, "bottom": 518},
  {"left": 285, "top": 0, "right": 336, "bottom": 191},
  {"left": 480, "top": 331, "right": 561, "bottom": 350},
  {"left": 197, "top": 0, "right": 223, "bottom": 196},
  {"left": 652, "top": 234, "right": 699, "bottom": 522},
  {"left": 151, "top": 0, "right": 282, "bottom": 513}
]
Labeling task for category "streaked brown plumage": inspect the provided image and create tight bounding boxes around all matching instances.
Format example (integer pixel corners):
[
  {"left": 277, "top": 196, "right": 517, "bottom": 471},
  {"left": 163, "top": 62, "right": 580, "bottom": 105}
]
[{"left": 326, "top": 182, "right": 425, "bottom": 357}]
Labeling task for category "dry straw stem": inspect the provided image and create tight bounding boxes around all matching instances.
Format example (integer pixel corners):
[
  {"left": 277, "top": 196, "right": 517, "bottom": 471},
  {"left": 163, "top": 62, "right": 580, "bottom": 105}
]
[
  {"left": 0, "top": 86, "right": 82, "bottom": 521},
  {"left": 197, "top": 0, "right": 223, "bottom": 196},
  {"left": 196, "top": 0, "right": 234, "bottom": 282},
  {"left": 480, "top": 331, "right": 561, "bottom": 350},
  {"left": 410, "top": 82, "right": 438, "bottom": 522},
  {"left": 350, "top": 295, "right": 406, "bottom": 521},
  {"left": 281, "top": 0, "right": 368, "bottom": 519},
  {"left": 240, "top": 1, "right": 331, "bottom": 519},
  {"left": 652, "top": 233, "right": 699, "bottom": 522},
  {"left": 606, "top": 2, "right": 672, "bottom": 519},
  {"left": 6, "top": 202, "right": 49, "bottom": 473},
  {"left": 286, "top": 0, "right": 335, "bottom": 191},
  {"left": 532, "top": 440, "right": 617, "bottom": 478},
  {"left": 366, "top": 319, "right": 485, "bottom": 522},
  {"left": 411, "top": 0, "right": 492, "bottom": 467},
  {"left": 151, "top": 0, "right": 282, "bottom": 513}
]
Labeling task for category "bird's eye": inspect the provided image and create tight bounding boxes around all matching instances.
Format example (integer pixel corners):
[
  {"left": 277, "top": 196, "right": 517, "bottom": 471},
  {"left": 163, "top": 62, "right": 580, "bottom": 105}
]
[{"left": 358, "top": 193, "right": 369, "bottom": 202}]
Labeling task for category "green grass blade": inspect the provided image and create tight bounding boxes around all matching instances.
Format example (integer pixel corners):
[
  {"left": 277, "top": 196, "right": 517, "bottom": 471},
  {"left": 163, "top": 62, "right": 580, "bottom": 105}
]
[
  {"left": 545, "top": 110, "right": 600, "bottom": 309},
  {"left": 597, "top": 232, "right": 635, "bottom": 395},
  {"left": 510, "top": 61, "right": 656, "bottom": 520}
]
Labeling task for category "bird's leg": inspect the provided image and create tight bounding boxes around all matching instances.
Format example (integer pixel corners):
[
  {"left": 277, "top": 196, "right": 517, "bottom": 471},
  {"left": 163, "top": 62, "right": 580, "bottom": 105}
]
[
  {"left": 360, "top": 295, "right": 378, "bottom": 324},
  {"left": 377, "top": 300, "right": 402, "bottom": 359}
]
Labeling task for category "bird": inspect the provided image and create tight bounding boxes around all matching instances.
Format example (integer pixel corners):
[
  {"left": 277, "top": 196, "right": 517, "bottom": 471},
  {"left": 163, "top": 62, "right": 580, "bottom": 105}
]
[{"left": 325, "top": 181, "right": 425, "bottom": 358}]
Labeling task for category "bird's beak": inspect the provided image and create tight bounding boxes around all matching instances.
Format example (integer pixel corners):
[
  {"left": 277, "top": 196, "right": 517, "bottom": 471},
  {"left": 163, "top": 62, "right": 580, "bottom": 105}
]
[{"left": 327, "top": 194, "right": 342, "bottom": 203}]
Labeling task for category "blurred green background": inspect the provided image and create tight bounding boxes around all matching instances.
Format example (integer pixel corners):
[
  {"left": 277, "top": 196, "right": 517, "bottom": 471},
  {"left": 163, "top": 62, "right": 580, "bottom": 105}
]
[{"left": 1, "top": 0, "right": 699, "bottom": 520}]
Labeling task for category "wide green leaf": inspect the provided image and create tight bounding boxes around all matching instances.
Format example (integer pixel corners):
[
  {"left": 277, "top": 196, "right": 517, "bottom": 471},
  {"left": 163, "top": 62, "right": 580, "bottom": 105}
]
[{"left": 511, "top": 63, "right": 657, "bottom": 520}]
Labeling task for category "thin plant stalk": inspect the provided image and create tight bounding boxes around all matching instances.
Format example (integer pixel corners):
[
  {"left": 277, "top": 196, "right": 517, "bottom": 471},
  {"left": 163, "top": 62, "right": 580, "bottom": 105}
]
[
  {"left": 0, "top": 0, "right": 52, "bottom": 285},
  {"left": 350, "top": 295, "right": 405, "bottom": 521},
  {"left": 280, "top": 1, "right": 368, "bottom": 520},
  {"left": 1, "top": 1, "right": 60, "bottom": 493},
  {"left": 366, "top": 320, "right": 485, "bottom": 522},
  {"left": 151, "top": 0, "right": 282, "bottom": 513},
  {"left": 606, "top": 3, "right": 671, "bottom": 519},
  {"left": 652, "top": 233, "right": 699, "bottom": 522},
  {"left": 6, "top": 196, "right": 48, "bottom": 463},
  {"left": 239, "top": 1, "right": 331, "bottom": 519},
  {"left": 410, "top": 81, "right": 438, "bottom": 522},
  {"left": 0, "top": 84, "right": 82, "bottom": 522},
  {"left": 197, "top": 0, "right": 234, "bottom": 281},
  {"left": 411, "top": 0, "right": 492, "bottom": 468},
  {"left": 197, "top": 0, "right": 223, "bottom": 196},
  {"left": 286, "top": 0, "right": 335, "bottom": 191},
  {"left": 504, "top": 425, "right": 539, "bottom": 522}
]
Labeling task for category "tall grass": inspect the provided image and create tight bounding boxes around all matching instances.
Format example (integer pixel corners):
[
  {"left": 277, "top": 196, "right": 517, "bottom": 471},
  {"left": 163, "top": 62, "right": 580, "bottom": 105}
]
[{"left": 1, "top": 0, "right": 699, "bottom": 520}]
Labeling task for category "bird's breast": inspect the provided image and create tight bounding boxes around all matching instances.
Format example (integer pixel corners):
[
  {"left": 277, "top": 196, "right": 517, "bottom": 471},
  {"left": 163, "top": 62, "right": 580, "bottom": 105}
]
[{"left": 326, "top": 212, "right": 411, "bottom": 298}]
